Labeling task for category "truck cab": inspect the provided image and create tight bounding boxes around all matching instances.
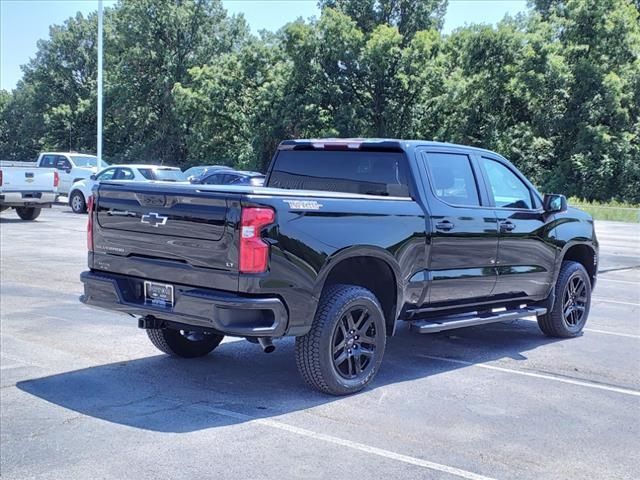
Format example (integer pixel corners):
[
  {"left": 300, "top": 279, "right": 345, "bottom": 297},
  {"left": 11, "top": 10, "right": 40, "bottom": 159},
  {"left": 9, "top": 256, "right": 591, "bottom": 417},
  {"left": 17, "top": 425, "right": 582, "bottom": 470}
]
[{"left": 37, "top": 152, "right": 109, "bottom": 195}]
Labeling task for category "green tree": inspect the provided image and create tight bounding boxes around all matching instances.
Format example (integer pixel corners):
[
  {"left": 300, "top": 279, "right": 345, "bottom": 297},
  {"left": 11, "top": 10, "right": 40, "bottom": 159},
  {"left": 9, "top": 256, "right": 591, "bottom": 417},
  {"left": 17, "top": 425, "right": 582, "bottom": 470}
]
[
  {"left": 537, "top": 0, "right": 640, "bottom": 201},
  {"left": 318, "top": 0, "right": 448, "bottom": 39},
  {"left": 107, "top": 0, "right": 248, "bottom": 164}
]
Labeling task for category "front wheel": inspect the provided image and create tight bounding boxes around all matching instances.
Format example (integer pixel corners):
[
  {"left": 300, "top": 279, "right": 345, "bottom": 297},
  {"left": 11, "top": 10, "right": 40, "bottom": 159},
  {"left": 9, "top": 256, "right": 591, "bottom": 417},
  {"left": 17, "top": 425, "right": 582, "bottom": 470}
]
[
  {"left": 538, "top": 261, "right": 592, "bottom": 337},
  {"left": 295, "top": 284, "right": 386, "bottom": 395},
  {"left": 147, "top": 328, "right": 224, "bottom": 358},
  {"left": 69, "top": 191, "right": 87, "bottom": 214},
  {"left": 15, "top": 207, "right": 41, "bottom": 221}
]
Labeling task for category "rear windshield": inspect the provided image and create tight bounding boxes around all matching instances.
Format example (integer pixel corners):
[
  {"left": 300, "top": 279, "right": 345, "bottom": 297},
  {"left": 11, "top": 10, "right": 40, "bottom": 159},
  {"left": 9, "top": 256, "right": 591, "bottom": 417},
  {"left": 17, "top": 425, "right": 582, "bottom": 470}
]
[
  {"left": 267, "top": 150, "right": 410, "bottom": 197},
  {"left": 139, "top": 168, "right": 186, "bottom": 182}
]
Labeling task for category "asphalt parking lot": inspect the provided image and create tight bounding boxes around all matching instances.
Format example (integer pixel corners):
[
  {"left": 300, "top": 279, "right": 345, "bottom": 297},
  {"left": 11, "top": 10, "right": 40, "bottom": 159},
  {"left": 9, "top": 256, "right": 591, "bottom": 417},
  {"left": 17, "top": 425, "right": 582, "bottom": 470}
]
[{"left": 1, "top": 206, "right": 639, "bottom": 480}]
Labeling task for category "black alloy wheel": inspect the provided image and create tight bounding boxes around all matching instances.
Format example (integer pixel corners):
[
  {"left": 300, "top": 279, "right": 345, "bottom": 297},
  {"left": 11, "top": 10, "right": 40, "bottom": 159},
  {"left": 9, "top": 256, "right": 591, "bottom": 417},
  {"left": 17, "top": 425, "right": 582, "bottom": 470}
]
[
  {"left": 295, "top": 284, "right": 387, "bottom": 395},
  {"left": 332, "top": 306, "right": 378, "bottom": 380},
  {"left": 562, "top": 274, "right": 588, "bottom": 328},
  {"left": 537, "top": 261, "right": 591, "bottom": 338}
]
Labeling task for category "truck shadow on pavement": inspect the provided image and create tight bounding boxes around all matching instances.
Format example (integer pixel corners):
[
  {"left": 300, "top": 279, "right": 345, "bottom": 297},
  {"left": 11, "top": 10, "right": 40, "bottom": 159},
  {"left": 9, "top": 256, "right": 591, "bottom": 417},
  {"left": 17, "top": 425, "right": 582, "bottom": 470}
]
[{"left": 17, "top": 320, "right": 564, "bottom": 433}]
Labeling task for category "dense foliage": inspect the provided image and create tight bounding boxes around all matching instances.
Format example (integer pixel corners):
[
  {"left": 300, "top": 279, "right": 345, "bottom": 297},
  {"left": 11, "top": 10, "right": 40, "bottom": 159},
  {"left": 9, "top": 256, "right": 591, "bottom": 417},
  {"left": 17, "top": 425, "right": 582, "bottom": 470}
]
[{"left": 0, "top": 0, "right": 638, "bottom": 201}]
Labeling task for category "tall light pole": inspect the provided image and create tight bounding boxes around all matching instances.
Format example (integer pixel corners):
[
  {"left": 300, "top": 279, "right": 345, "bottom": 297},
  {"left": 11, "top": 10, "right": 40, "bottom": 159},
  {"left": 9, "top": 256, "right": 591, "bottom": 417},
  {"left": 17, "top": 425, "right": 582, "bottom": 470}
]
[{"left": 97, "top": 0, "right": 103, "bottom": 163}]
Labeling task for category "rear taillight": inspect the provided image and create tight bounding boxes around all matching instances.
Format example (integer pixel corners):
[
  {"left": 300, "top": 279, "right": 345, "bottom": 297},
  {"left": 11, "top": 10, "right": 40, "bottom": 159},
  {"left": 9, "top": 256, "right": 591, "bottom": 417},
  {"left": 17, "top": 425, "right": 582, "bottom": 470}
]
[
  {"left": 87, "top": 195, "right": 94, "bottom": 252},
  {"left": 53, "top": 171, "right": 59, "bottom": 187},
  {"left": 239, "top": 207, "right": 275, "bottom": 273}
]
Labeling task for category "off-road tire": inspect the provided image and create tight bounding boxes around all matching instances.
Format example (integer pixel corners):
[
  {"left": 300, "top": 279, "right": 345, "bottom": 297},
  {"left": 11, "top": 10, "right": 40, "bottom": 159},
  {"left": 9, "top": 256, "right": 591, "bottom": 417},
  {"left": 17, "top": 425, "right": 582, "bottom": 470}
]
[
  {"left": 538, "top": 261, "right": 591, "bottom": 337},
  {"left": 15, "top": 207, "right": 41, "bottom": 221},
  {"left": 69, "top": 191, "right": 87, "bottom": 214},
  {"left": 147, "top": 328, "right": 224, "bottom": 358},
  {"left": 295, "top": 284, "right": 386, "bottom": 396}
]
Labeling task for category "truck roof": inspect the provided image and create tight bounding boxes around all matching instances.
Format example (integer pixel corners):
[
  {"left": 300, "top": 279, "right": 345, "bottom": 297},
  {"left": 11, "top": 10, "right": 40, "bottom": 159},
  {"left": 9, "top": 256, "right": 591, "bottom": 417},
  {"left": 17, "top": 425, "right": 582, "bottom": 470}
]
[{"left": 278, "top": 138, "right": 504, "bottom": 158}]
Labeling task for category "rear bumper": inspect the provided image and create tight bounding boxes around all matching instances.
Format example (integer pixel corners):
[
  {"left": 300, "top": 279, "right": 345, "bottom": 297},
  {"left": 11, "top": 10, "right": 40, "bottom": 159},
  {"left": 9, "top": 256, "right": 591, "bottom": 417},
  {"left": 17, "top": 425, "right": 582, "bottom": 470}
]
[
  {"left": 0, "top": 191, "right": 57, "bottom": 207},
  {"left": 80, "top": 270, "right": 289, "bottom": 337}
]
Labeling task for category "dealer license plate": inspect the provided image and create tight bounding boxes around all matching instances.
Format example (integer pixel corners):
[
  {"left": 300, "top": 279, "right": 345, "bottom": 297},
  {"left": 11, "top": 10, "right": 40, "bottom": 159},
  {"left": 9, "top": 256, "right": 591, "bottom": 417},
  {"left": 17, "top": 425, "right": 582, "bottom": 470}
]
[{"left": 144, "top": 281, "right": 174, "bottom": 307}]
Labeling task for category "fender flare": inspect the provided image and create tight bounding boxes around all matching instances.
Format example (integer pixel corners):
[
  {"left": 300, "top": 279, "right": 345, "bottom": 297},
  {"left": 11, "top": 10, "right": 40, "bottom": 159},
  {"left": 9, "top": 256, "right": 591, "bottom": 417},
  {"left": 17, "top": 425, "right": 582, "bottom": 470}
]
[
  {"left": 312, "top": 245, "right": 404, "bottom": 334},
  {"left": 553, "top": 240, "right": 597, "bottom": 286}
]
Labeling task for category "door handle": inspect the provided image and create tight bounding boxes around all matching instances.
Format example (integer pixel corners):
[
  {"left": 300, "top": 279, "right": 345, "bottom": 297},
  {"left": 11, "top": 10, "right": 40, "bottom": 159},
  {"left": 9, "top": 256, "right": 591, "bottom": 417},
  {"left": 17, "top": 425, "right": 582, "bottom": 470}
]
[
  {"left": 500, "top": 221, "right": 516, "bottom": 232},
  {"left": 435, "top": 220, "right": 454, "bottom": 231}
]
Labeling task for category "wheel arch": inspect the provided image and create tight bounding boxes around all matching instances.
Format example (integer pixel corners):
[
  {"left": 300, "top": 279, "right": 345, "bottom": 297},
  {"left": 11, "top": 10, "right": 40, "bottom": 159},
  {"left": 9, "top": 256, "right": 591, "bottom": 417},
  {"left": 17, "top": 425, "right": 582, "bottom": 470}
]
[
  {"left": 313, "top": 246, "right": 403, "bottom": 336},
  {"left": 559, "top": 242, "right": 597, "bottom": 286},
  {"left": 68, "top": 188, "right": 87, "bottom": 205}
]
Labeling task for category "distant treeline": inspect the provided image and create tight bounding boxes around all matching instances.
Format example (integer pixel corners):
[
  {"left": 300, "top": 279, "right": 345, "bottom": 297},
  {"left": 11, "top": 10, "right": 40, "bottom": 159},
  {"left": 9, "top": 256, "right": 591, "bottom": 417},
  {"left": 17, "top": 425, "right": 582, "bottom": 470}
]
[{"left": 0, "top": 0, "right": 638, "bottom": 202}]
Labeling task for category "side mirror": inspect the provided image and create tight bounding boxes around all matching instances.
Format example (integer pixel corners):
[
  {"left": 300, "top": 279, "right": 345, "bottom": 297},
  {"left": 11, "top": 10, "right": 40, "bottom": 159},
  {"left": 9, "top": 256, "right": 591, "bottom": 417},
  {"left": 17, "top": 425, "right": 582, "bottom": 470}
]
[
  {"left": 65, "top": 168, "right": 71, "bottom": 174},
  {"left": 90, "top": 174, "right": 97, "bottom": 180},
  {"left": 543, "top": 194, "right": 567, "bottom": 213}
]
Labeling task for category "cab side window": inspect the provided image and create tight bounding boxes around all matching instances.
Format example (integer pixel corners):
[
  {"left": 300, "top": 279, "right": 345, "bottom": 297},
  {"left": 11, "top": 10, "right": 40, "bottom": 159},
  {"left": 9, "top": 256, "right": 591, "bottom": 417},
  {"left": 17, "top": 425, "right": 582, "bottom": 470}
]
[
  {"left": 55, "top": 156, "right": 71, "bottom": 170},
  {"left": 40, "top": 155, "right": 57, "bottom": 168},
  {"left": 480, "top": 158, "right": 533, "bottom": 209},
  {"left": 424, "top": 152, "right": 480, "bottom": 207}
]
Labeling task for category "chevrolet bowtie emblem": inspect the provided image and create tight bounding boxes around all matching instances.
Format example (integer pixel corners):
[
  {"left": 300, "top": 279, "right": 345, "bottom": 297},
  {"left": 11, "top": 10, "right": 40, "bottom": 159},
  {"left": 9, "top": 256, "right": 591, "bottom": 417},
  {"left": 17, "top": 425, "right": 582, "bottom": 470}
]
[{"left": 141, "top": 212, "right": 168, "bottom": 227}]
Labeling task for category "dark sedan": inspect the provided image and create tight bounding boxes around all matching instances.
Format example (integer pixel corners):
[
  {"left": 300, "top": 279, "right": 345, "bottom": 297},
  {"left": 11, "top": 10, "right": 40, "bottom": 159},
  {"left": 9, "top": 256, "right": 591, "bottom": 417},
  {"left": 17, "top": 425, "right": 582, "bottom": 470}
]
[{"left": 190, "top": 170, "right": 265, "bottom": 186}]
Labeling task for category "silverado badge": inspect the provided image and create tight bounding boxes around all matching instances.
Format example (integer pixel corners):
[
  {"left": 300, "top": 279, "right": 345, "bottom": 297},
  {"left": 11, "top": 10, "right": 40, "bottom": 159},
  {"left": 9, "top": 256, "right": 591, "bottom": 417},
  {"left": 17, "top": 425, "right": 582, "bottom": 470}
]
[{"left": 283, "top": 200, "right": 323, "bottom": 210}]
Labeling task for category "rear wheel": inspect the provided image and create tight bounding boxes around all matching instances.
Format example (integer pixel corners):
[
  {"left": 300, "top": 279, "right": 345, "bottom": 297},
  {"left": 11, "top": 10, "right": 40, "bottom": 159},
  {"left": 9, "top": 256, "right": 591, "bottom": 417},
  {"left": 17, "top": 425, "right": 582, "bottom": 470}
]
[
  {"left": 69, "top": 191, "right": 87, "bottom": 214},
  {"left": 538, "top": 261, "right": 591, "bottom": 337},
  {"left": 15, "top": 207, "right": 41, "bottom": 221},
  {"left": 295, "top": 284, "right": 386, "bottom": 395},
  {"left": 147, "top": 328, "right": 224, "bottom": 358}
]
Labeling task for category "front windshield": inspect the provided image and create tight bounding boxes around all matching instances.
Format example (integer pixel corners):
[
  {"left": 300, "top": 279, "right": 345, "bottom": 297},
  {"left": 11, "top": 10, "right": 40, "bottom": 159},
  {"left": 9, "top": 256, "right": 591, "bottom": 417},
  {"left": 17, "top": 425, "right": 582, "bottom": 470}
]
[{"left": 70, "top": 155, "right": 109, "bottom": 168}]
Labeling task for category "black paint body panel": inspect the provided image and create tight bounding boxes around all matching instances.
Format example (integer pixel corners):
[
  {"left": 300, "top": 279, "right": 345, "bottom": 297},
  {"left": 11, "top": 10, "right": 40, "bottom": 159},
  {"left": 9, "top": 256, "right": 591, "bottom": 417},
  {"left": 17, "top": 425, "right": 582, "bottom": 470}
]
[{"left": 82, "top": 140, "right": 598, "bottom": 337}]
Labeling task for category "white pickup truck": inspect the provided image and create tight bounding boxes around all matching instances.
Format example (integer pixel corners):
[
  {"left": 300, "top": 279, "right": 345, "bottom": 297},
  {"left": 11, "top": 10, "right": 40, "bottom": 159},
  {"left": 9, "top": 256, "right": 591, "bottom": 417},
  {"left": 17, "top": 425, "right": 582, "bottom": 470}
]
[
  {"left": 0, "top": 161, "right": 59, "bottom": 220},
  {"left": 36, "top": 152, "right": 109, "bottom": 195}
]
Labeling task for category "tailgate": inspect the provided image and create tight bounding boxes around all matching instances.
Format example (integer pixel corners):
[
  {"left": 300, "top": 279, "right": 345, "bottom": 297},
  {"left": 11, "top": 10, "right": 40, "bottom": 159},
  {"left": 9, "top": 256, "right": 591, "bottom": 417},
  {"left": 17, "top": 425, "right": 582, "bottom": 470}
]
[
  {"left": 0, "top": 166, "right": 56, "bottom": 192},
  {"left": 93, "top": 182, "right": 241, "bottom": 289}
]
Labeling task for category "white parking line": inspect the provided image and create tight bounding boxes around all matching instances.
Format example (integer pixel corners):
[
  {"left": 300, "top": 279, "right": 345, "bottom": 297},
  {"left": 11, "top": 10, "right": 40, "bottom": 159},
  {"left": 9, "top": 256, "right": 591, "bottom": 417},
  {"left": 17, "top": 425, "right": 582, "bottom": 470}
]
[
  {"left": 420, "top": 355, "right": 640, "bottom": 397},
  {"left": 597, "top": 278, "right": 639, "bottom": 285},
  {"left": 0, "top": 364, "right": 22, "bottom": 371},
  {"left": 202, "top": 405, "right": 497, "bottom": 480},
  {"left": 585, "top": 328, "right": 640, "bottom": 339},
  {"left": 593, "top": 298, "right": 640, "bottom": 307},
  {"left": 518, "top": 318, "right": 638, "bottom": 338}
]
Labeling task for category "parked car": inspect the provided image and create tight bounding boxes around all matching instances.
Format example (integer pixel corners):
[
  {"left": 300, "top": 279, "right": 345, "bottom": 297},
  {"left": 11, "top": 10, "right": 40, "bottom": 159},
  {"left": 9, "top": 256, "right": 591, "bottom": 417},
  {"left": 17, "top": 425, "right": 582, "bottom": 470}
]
[
  {"left": 68, "top": 164, "right": 185, "bottom": 213},
  {"left": 190, "top": 169, "right": 265, "bottom": 186},
  {"left": 183, "top": 165, "right": 231, "bottom": 181},
  {"left": 80, "top": 138, "right": 598, "bottom": 395},
  {"left": 0, "top": 161, "right": 59, "bottom": 220},
  {"left": 37, "top": 152, "right": 109, "bottom": 195}
]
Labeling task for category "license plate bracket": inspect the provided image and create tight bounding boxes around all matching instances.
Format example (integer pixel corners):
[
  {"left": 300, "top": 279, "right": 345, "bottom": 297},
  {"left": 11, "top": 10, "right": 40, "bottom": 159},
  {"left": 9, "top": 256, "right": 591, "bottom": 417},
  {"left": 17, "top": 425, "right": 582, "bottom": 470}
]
[{"left": 144, "top": 281, "right": 174, "bottom": 308}]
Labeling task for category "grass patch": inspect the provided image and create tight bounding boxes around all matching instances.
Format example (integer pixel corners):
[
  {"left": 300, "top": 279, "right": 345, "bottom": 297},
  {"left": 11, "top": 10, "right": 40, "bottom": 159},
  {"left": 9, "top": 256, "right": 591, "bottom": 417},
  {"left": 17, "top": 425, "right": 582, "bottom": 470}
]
[{"left": 568, "top": 197, "right": 640, "bottom": 223}]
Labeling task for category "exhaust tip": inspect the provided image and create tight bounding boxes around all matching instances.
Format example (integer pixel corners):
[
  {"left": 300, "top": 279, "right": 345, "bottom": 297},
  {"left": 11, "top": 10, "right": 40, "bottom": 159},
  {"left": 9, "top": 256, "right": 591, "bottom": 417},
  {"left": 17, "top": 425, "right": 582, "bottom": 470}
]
[{"left": 258, "top": 337, "right": 275, "bottom": 353}]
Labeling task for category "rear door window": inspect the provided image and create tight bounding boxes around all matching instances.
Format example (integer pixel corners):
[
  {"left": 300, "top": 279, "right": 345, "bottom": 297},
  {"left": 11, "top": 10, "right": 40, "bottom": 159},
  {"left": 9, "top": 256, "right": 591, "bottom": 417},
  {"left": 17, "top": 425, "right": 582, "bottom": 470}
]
[
  {"left": 423, "top": 153, "right": 480, "bottom": 206},
  {"left": 113, "top": 168, "right": 135, "bottom": 180}
]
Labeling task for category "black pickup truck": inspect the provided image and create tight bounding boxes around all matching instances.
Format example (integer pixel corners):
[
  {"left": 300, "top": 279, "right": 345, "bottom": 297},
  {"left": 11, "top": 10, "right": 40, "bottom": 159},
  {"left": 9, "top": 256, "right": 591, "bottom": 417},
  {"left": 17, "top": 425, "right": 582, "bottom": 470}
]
[{"left": 80, "top": 139, "right": 598, "bottom": 395}]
